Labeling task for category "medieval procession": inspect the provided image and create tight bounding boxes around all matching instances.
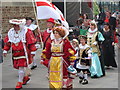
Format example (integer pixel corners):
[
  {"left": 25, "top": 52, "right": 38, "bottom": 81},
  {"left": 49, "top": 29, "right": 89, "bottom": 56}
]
[{"left": 0, "top": 0, "right": 120, "bottom": 89}]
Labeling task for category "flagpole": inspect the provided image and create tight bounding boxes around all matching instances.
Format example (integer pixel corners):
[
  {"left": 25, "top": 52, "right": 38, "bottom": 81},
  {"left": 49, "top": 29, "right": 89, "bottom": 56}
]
[
  {"left": 50, "top": 0, "right": 52, "bottom": 3},
  {"left": 32, "top": 0, "right": 43, "bottom": 49},
  {"left": 79, "top": 0, "right": 81, "bottom": 14},
  {"left": 64, "top": 0, "right": 66, "bottom": 19}
]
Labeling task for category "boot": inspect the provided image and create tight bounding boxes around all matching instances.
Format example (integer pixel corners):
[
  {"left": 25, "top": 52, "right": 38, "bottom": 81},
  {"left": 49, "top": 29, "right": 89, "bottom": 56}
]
[
  {"left": 15, "top": 82, "right": 23, "bottom": 90},
  {"left": 81, "top": 79, "right": 88, "bottom": 85},
  {"left": 23, "top": 76, "right": 30, "bottom": 85}
]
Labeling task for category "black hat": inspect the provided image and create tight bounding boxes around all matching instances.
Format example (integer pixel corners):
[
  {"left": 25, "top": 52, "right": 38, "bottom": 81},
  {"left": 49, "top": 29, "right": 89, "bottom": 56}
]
[
  {"left": 25, "top": 17, "right": 34, "bottom": 22},
  {"left": 78, "top": 35, "right": 87, "bottom": 41}
]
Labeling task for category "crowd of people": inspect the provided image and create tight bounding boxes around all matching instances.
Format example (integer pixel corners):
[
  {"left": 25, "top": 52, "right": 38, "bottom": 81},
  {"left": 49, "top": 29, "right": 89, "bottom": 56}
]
[
  {"left": 70, "top": 10, "right": 119, "bottom": 85},
  {"left": 1, "top": 10, "right": 120, "bottom": 90}
]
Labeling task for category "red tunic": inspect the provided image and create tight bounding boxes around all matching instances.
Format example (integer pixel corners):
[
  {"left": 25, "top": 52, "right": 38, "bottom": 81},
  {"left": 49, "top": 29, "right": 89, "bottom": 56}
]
[
  {"left": 42, "top": 30, "right": 51, "bottom": 44},
  {"left": 4, "top": 29, "right": 37, "bottom": 69},
  {"left": 104, "top": 17, "right": 109, "bottom": 23},
  {"left": 41, "top": 29, "right": 52, "bottom": 67}
]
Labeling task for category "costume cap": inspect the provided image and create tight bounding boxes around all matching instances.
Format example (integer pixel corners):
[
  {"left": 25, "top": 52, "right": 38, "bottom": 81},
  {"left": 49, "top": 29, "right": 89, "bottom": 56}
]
[
  {"left": 79, "top": 35, "right": 87, "bottom": 41},
  {"left": 47, "top": 18, "right": 55, "bottom": 24},
  {"left": 25, "top": 17, "right": 34, "bottom": 22}
]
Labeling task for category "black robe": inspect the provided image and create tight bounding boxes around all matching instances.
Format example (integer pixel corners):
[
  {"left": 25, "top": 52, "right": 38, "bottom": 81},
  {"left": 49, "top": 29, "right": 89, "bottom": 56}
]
[{"left": 101, "top": 30, "right": 117, "bottom": 67}]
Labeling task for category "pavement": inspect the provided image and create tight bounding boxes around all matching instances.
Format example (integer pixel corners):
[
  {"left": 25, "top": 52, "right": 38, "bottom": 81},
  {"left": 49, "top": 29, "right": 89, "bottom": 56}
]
[{"left": 1, "top": 46, "right": 119, "bottom": 90}]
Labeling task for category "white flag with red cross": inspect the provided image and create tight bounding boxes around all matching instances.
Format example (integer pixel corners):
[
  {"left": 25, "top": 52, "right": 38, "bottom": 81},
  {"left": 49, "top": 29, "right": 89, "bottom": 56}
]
[{"left": 35, "top": 0, "right": 69, "bottom": 29}]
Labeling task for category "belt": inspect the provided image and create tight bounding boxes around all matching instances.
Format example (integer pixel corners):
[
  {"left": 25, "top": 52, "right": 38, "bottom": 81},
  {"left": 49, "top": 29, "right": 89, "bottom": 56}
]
[
  {"left": 51, "top": 53, "right": 64, "bottom": 57},
  {"left": 13, "top": 50, "right": 24, "bottom": 53},
  {"left": 13, "top": 56, "right": 26, "bottom": 59}
]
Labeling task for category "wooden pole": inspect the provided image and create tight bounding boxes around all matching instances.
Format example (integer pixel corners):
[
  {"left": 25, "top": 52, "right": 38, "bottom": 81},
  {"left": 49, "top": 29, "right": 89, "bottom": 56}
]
[
  {"left": 50, "top": 0, "right": 52, "bottom": 3},
  {"left": 64, "top": 0, "right": 66, "bottom": 19},
  {"left": 79, "top": 0, "right": 81, "bottom": 14},
  {"left": 32, "top": 0, "right": 43, "bottom": 49}
]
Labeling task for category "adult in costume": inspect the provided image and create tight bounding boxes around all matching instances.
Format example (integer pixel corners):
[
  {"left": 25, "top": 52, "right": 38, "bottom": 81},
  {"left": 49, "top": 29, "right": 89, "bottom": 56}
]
[
  {"left": 41, "top": 26, "right": 76, "bottom": 89},
  {"left": 87, "top": 20, "right": 105, "bottom": 78},
  {"left": 104, "top": 11, "right": 116, "bottom": 31},
  {"left": 40, "top": 18, "right": 55, "bottom": 67},
  {"left": 42, "top": 18, "right": 55, "bottom": 48},
  {"left": 25, "top": 17, "right": 38, "bottom": 70},
  {"left": 104, "top": 11, "right": 118, "bottom": 44},
  {"left": 101, "top": 23, "right": 117, "bottom": 68},
  {"left": 3, "top": 19, "right": 37, "bottom": 89}
]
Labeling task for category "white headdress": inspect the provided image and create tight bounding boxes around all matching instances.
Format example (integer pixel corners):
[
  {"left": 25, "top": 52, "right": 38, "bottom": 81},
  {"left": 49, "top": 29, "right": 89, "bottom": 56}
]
[
  {"left": 90, "top": 20, "right": 97, "bottom": 26},
  {"left": 88, "top": 20, "right": 98, "bottom": 33},
  {"left": 9, "top": 19, "right": 26, "bottom": 30}
]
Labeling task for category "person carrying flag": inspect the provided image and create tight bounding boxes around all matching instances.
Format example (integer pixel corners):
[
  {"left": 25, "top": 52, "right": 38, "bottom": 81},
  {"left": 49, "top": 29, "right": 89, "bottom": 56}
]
[{"left": 40, "top": 18, "right": 55, "bottom": 67}]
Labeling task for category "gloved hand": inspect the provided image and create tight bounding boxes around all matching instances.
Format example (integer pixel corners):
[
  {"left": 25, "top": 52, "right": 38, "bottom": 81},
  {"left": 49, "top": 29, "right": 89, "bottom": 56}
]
[
  {"left": 3, "top": 50, "right": 7, "bottom": 57},
  {"left": 91, "top": 41, "right": 97, "bottom": 47},
  {"left": 35, "top": 44, "right": 41, "bottom": 49},
  {"left": 92, "top": 41, "right": 97, "bottom": 45}
]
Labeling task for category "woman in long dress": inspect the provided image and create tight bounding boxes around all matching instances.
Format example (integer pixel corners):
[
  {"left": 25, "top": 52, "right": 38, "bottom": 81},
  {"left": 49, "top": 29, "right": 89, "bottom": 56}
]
[
  {"left": 41, "top": 26, "right": 76, "bottom": 89},
  {"left": 101, "top": 23, "right": 117, "bottom": 68}
]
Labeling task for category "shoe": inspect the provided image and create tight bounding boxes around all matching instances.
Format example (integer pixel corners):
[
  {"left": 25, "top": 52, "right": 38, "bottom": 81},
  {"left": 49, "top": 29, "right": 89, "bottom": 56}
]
[
  {"left": 79, "top": 77, "right": 84, "bottom": 83},
  {"left": 81, "top": 79, "right": 88, "bottom": 85},
  {"left": 91, "top": 75, "right": 99, "bottom": 78},
  {"left": 23, "top": 76, "right": 30, "bottom": 85},
  {"left": 105, "top": 66, "right": 110, "bottom": 69},
  {"left": 101, "top": 74, "right": 105, "bottom": 77},
  {"left": 15, "top": 82, "right": 23, "bottom": 90},
  {"left": 31, "top": 65, "right": 37, "bottom": 70},
  {"left": 68, "top": 65, "right": 77, "bottom": 74}
]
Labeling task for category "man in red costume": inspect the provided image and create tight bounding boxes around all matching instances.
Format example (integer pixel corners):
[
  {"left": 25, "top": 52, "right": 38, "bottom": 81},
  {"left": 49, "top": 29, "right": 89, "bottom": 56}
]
[
  {"left": 42, "top": 18, "right": 55, "bottom": 49},
  {"left": 3, "top": 19, "right": 37, "bottom": 89},
  {"left": 40, "top": 18, "right": 55, "bottom": 67},
  {"left": 25, "top": 17, "right": 38, "bottom": 70}
]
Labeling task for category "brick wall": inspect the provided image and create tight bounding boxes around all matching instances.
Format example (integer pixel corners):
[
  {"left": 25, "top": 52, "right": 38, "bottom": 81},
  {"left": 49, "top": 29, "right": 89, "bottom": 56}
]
[{"left": 2, "top": 2, "right": 47, "bottom": 38}]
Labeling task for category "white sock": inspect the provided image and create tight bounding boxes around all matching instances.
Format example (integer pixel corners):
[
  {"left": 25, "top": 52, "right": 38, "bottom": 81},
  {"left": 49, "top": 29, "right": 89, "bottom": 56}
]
[
  {"left": 78, "top": 71, "right": 83, "bottom": 78},
  {"left": 33, "top": 61, "right": 37, "bottom": 66},
  {"left": 33, "top": 56, "right": 37, "bottom": 66},
  {"left": 83, "top": 74, "right": 88, "bottom": 80},
  {"left": 28, "top": 63, "right": 33, "bottom": 68},
  {"left": 18, "top": 67, "right": 25, "bottom": 82}
]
